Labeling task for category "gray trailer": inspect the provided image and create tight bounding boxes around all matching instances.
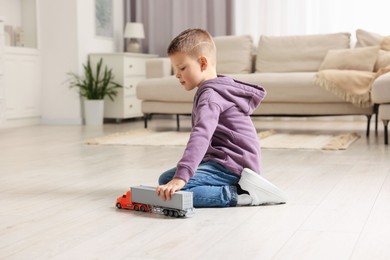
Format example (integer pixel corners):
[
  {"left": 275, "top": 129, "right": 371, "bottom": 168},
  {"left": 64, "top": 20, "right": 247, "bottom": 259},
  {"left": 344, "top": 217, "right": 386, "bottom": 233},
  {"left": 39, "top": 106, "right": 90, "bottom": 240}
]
[{"left": 130, "top": 186, "right": 195, "bottom": 217}]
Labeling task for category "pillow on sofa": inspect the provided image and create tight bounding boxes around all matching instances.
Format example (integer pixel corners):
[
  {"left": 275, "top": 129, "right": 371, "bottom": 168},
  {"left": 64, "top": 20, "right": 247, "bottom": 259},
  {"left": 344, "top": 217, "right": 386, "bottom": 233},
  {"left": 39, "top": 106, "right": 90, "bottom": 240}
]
[
  {"left": 355, "top": 30, "right": 390, "bottom": 71},
  {"left": 375, "top": 37, "right": 390, "bottom": 71},
  {"left": 380, "top": 36, "right": 390, "bottom": 51},
  {"left": 319, "top": 46, "right": 379, "bottom": 71},
  {"left": 355, "top": 29, "right": 384, "bottom": 47},
  {"left": 256, "top": 32, "right": 351, "bottom": 73},
  {"left": 214, "top": 35, "right": 253, "bottom": 74},
  {"left": 375, "top": 50, "right": 390, "bottom": 72}
]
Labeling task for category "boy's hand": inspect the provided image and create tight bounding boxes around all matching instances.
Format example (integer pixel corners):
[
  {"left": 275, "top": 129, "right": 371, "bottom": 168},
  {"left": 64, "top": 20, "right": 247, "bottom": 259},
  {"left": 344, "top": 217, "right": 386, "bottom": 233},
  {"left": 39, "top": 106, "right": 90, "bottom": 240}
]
[{"left": 156, "top": 178, "right": 186, "bottom": 201}]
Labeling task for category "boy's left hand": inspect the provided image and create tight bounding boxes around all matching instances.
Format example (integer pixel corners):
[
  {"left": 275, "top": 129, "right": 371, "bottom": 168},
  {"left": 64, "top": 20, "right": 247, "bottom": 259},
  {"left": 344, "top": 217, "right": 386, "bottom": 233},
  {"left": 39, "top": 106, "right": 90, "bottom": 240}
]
[{"left": 156, "top": 178, "right": 186, "bottom": 201}]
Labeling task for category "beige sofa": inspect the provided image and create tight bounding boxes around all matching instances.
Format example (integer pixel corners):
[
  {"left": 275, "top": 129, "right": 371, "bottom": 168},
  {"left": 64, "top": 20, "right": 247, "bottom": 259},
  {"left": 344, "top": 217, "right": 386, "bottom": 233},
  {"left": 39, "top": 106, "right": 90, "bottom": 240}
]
[
  {"left": 353, "top": 29, "right": 390, "bottom": 145},
  {"left": 137, "top": 29, "right": 390, "bottom": 144}
]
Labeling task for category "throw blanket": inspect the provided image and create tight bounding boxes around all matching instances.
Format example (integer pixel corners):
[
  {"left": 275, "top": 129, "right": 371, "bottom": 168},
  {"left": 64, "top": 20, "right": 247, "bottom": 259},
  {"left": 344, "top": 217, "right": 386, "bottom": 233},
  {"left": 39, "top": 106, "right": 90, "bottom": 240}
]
[
  {"left": 315, "top": 67, "right": 390, "bottom": 108},
  {"left": 315, "top": 38, "right": 390, "bottom": 108},
  {"left": 314, "top": 69, "right": 377, "bottom": 108}
]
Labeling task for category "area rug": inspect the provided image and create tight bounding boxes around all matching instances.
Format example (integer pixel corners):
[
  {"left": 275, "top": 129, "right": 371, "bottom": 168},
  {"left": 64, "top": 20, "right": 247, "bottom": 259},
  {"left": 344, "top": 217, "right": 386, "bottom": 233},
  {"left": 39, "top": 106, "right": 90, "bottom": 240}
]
[{"left": 84, "top": 129, "right": 359, "bottom": 151}]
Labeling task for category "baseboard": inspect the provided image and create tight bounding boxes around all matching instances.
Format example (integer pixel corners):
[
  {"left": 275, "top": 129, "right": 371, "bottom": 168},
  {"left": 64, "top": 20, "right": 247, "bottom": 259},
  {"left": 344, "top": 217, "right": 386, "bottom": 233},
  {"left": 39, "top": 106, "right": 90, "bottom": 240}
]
[
  {"left": 0, "top": 117, "right": 41, "bottom": 128},
  {"left": 40, "top": 117, "right": 83, "bottom": 125}
]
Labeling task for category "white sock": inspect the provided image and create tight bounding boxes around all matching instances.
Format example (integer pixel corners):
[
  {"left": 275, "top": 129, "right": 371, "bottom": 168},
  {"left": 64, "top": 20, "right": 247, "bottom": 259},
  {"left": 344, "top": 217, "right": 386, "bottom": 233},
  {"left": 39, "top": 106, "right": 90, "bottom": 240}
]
[{"left": 237, "top": 194, "right": 253, "bottom": 206}]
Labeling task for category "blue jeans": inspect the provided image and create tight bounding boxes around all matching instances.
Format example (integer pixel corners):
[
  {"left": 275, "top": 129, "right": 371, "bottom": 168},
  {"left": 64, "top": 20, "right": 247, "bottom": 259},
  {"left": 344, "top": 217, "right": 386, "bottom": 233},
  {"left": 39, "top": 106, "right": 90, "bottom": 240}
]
[{"left": 158, "top": 161, "right": 239, "bottom": 208}]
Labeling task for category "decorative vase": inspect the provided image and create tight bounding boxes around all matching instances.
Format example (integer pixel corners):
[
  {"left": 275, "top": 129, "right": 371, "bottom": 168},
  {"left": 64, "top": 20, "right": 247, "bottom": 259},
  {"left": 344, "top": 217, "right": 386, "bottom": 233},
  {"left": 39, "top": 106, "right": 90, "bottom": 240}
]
[{"left": 84, "top": 100, "right": 104, "bottom": 125}]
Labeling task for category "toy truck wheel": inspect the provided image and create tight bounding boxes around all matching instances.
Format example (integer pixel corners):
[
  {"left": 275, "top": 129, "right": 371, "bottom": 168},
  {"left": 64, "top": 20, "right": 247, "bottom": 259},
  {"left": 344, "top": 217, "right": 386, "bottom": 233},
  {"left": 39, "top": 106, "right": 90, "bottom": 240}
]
[
  {"left": 173, "top": 211, "right": 179, "bottom": 218},
  {"left": 134, "top": 205, "right": 139, "bottom": 211},
  {"left": 116, "top": 203, "right": 122, "bottom": 209},
  {"left": 163, "top": 209, "right": 169, "bottom": 216},
  {"left": 140, "top": 205, "right": 146, "bottom": 212}
]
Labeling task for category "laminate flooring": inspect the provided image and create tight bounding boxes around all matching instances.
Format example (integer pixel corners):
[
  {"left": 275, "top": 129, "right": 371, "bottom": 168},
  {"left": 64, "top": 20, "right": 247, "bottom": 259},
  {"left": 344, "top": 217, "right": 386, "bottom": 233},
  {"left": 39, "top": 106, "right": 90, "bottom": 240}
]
[{"left": 0, "top": 116, "right": 389, "bottom": 260}]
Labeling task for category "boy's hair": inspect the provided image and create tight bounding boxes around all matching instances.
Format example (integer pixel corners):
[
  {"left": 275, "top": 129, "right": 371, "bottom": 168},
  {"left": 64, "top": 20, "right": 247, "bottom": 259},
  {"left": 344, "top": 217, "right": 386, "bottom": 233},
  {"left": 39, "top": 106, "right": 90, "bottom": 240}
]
[{"left": 167, "top": 28, "right": 216, "bottom": 62}]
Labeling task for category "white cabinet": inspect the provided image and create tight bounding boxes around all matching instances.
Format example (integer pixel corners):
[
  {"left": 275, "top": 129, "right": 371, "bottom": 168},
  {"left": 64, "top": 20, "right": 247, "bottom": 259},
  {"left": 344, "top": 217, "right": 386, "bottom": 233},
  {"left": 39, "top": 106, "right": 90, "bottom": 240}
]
[
  {"left": 3, "top": 48, "right": 41, "bottom": 119},
  {"left": 0, "top": 1, "right": 40, "bottom": 127},
  {"left": 89, "top": 53, "right": 158, "bottom": 122}
]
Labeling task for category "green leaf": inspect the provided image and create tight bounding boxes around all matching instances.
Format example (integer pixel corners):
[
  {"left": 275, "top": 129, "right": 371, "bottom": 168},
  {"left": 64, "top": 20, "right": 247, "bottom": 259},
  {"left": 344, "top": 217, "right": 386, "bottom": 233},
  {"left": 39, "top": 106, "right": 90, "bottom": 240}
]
[{"left": 67, "top": 57, "right": 123, "bottom": 101}]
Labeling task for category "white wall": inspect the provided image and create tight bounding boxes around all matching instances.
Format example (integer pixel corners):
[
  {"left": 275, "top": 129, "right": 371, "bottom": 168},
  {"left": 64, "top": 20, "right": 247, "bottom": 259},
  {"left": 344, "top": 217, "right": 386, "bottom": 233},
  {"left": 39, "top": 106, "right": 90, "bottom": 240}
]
[
  {"left": 77, "top": 0, "right": 124, "bottom": 65},
  {"left": 39, "top": 0, "right": 124, "bottom": 125}
]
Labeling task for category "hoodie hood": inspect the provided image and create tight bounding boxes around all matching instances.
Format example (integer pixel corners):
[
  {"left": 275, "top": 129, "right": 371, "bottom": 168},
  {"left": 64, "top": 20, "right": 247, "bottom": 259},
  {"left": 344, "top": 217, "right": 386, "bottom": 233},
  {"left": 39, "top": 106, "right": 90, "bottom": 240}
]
[{"left": 197, "top": 75, "right": 266, "bottom": 115}]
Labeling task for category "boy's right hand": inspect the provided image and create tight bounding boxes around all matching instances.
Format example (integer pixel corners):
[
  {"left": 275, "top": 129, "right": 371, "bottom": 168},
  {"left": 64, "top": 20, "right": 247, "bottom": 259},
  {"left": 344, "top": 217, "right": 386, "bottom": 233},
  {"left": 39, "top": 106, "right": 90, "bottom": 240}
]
[{"left": 156, "top": 178, "right": 186, "bottom": 201}]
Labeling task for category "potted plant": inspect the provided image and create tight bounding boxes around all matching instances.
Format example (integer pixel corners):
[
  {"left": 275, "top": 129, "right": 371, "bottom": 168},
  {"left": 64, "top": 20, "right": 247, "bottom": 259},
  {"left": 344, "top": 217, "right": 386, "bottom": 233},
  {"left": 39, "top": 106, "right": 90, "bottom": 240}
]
[{"left": 68, "top": 58, "right": 122, "bottom": 125}]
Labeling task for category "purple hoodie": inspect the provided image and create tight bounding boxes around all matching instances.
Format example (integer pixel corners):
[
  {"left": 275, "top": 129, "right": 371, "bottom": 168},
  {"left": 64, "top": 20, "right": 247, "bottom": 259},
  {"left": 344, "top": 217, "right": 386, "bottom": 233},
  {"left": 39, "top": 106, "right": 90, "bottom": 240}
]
[{"left": 174, "top": 75, "right": 267, "bottom": 182}]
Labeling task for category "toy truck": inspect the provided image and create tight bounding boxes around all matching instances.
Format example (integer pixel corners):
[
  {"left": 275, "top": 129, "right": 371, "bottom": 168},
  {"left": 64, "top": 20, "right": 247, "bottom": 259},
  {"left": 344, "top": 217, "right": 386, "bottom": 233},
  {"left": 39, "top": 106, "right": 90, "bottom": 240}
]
[
  {"left": 116, "top": 189, "right": 152, "bottom": 212},
  {"left": 116, "top": 186, "right": 195, "bottom": 218}
]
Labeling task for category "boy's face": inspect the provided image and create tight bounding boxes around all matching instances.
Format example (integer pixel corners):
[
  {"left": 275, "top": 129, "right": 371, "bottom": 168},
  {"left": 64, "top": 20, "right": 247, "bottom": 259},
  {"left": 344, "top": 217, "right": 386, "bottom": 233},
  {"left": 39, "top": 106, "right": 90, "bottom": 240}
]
[{"left": 169, "top": 52, "right": 205, "bottom": 91}]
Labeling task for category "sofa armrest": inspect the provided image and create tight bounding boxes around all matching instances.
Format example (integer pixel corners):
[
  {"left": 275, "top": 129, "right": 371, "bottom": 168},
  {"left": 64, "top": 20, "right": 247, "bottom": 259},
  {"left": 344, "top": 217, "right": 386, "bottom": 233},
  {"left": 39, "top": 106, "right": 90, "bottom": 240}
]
[
  {"left": 145, "top": 58, "right": 172, "bottom": 79},
  {"left": 372, "top": 72, "right": 390, "bottom": 104}
]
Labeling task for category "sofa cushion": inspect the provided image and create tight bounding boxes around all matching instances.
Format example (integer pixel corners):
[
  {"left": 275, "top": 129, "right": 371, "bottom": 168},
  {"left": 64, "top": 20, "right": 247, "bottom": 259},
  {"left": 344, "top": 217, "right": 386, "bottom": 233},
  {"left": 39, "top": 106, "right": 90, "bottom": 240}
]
[
  {"left": 255, "top": 33, "right": 351, "bottom": 73},
  {"left": 137, "top": 73, "right": 344, "bottom": 104},
  {"left": 137, "top": 76, "right": 196, "bottom": 102},
  {"left": 319, "top": 46, "right": 379, "bottom": 71},
  {"left": 229, "top": 73, "right": 344, "bottom": 103},
  {"left": 214, "top": 35, "right": 254, "bottom": 74}
]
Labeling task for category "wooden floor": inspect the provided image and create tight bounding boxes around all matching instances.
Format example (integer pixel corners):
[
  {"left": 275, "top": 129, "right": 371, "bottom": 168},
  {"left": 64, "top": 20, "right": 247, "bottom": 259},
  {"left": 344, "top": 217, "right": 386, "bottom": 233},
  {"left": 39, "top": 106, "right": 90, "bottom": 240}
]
[{"left": 0, "top": 116, "right": 389, "bottom": 260}]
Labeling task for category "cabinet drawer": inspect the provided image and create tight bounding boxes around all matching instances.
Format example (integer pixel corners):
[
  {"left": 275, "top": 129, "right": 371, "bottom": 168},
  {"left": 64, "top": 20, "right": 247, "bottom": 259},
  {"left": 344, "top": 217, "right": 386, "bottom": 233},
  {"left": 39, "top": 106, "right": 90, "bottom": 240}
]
[
  {"left": 123, "top": 76, "right": 143, "bottom": 96},
  {"left": 124, "top": 97, "right": 142, "bottom": 117},
  {"left": 124, "top": 58, "right": 146, "bottom": 76}
]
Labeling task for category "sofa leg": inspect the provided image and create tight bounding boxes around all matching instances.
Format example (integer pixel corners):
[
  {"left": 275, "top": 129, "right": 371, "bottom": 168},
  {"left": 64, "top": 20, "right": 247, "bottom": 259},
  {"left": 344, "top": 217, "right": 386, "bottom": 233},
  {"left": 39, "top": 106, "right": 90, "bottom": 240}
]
[
  {"left": 384, "top": 120, "right": 389, "bottom": 145},
  {"left": 374, "top": 104, "right": 379, "bottom": 135},
  {"left": 366, "top": 114, "right": 372, "bottom": 137},
  {"left": 176, "top": 114, "right": 180, "bottom": 131},
  {"left": 144, "top": 114, "right": 149, "bottom": 129},
  {"left": 375, "top": 113, "right": 378, "bottom": 135}
]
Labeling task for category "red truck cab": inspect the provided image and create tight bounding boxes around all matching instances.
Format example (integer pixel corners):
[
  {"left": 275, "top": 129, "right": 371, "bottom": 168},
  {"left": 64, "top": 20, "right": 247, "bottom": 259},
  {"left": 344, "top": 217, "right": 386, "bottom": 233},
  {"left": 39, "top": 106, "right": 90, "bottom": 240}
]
[{"left": 116, "top": 190, "right": 151, "bottom": 212}]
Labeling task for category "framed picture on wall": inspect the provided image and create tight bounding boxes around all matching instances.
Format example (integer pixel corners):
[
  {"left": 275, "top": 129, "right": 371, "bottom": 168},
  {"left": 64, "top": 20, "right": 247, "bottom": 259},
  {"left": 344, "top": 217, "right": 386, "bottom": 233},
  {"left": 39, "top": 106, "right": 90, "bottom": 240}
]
[{"left": 95, "top": 0, "right": 113, "bottom": 38}]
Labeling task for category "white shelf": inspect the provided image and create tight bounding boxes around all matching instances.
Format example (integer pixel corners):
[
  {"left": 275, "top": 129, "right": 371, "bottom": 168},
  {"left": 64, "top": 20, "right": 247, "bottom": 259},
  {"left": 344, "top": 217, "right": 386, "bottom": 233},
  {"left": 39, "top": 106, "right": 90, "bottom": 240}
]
[
  {"left": 5, "top": 46, "right": 39, "bottom": 55},
  {"left": 0, "top": 0, "right": 37, "bottom": 49}
]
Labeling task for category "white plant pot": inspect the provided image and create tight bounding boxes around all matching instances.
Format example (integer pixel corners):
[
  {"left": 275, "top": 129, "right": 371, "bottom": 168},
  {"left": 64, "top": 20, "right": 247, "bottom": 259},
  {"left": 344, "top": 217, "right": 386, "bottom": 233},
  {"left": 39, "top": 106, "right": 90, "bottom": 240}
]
[{"left": 84, "top": 100, "right": 104, "bottom": 125}]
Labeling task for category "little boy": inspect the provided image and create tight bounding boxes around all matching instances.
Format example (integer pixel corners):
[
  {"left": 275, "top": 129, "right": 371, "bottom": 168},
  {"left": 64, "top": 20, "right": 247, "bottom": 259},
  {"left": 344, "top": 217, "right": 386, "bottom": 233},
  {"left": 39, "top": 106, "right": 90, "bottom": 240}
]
[{"left": 156, "top": 28, "right": 287, "bottom": 207}]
